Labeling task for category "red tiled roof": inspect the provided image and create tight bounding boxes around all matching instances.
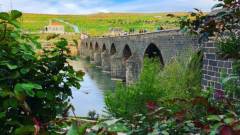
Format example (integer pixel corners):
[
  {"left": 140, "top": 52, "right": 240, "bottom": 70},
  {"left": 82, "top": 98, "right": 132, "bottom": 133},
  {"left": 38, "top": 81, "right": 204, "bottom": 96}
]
[{"left": 51, "top": 22, "right": 61, "bottom": 26}]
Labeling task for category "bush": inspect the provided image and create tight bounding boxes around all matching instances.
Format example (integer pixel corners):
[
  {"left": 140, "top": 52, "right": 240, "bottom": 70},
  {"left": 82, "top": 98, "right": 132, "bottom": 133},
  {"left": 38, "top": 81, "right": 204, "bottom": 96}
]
[
  {"left": 217, "top": 34, "right": 240, "bottom": 59},
  {"left": 105, "top": 50, "right": 203, "bottom": 121},
  {"left": 100, "top": 85, "right": 240, "bottom": 135},
  {"left": 0, "top": 10, "right": 83, "bottom": 134},
  {"left": 105, "top": 58, "right": 162, "bottom": 120}
]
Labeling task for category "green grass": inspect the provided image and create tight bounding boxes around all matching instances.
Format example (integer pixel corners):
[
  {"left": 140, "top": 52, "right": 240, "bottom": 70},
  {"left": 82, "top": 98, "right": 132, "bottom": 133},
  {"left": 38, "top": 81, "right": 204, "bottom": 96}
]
[{"left": 20, "top": 12, "right": 187, "bottom": 36}]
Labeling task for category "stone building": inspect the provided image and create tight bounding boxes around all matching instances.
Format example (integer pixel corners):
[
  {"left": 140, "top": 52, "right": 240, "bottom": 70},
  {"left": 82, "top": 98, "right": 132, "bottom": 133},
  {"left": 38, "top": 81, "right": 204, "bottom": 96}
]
[{"left": 43, "top": 20, "right": 65, "bottom": 34}]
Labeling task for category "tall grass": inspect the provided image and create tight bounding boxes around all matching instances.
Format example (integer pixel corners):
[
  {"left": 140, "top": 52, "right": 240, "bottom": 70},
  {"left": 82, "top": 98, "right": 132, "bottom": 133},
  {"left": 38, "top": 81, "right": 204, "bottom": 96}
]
[{"left": 105, "top": 50, "right": 203, "bottom": 120}]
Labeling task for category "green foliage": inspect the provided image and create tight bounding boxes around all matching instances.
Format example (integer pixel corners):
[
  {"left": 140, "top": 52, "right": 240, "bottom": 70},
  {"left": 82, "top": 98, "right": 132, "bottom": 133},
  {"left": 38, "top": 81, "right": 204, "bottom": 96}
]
[
  {"left": 105, "top": 58, "right": 163, "bottom": 120},
  {"left": 88, "top": 110, "right": 99, "bottom": 120},
  {"left": 105, "top": 50, "right": 202, "bottom": 124},
  {"left": 169, "top": 0, "right": 240, "bottom": 43},
  {"left": 99, "top": 87, "right": 240, "bottom": 134},
  {"left": 217, "top": 34, "right": 240, "bottom": 59},
  {"left": 67, "top": 122, "right": 79, "bottom": 135},
  {"left": 0, "top": 10, "right": 83, "bottom": 134},
  {"left": 185, "top": 50, "right": 203, "bottom": 96},
  {"left": 86, "top": 118, "right": 129, "bottom": 134}
]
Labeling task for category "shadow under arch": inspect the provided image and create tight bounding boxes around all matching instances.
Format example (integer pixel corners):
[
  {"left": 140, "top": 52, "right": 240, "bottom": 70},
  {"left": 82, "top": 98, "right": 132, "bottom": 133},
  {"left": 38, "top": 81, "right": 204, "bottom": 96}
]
[
  {"left": 90, "top": 42, "right": 93, "bottom": 50},
  {"left": 102, "top": 44, "right": 107, "bottom": 52},
  {"left": 123, "top": 44, "right": 132, "bottom": 61},
  {"left": 144, "top": 43, "right": 164, "bottom": 65},
  {"left": 95, "top": 42, "right": 99, "bottom": 51},
  {"left": 110, "top": 43, "right": 116, "bottom": 55}
]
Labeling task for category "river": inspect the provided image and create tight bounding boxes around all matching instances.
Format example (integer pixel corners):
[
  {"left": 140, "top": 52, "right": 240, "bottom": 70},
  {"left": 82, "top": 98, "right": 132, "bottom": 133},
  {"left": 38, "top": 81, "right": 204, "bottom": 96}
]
[{"left": 69, "top": 59, "right": 116, "bottom": 117}]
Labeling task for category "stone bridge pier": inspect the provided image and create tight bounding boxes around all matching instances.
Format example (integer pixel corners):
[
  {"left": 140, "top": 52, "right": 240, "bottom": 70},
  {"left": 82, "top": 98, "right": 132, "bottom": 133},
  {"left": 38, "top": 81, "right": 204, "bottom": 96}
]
[
  {"left": 80, "top": 30, "right": 199, "bottom": 84},
  {"left": 92, "top": 43, "right": 100, "bottom": 66},
  {"left": 101, "top": 50, "right": 111, "bottom": 72},
  {"left": 126, "top": 54, "right": 142, "bottom": 84}
]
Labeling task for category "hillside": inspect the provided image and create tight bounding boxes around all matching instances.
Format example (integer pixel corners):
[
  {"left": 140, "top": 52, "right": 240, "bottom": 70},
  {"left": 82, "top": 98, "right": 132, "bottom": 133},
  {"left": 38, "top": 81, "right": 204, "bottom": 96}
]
[{"left": 21, "top": 12, "right": 187, "bottom": 36}]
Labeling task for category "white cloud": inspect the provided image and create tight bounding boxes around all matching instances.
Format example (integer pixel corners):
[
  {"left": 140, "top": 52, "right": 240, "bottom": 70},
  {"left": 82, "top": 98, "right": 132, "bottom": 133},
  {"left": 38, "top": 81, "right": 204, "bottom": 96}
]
[
  {"left": 0, "top": 0, "right": 218, "bottom": 14},
  {"left": 105, "top": 0, "right": 217, "bottom": 12}
]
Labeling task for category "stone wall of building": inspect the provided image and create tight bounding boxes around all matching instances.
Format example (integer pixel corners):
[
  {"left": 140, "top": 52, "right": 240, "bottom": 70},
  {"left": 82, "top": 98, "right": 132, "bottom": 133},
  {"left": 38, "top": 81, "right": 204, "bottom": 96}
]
[{"left": 202, "top": 41, "right": 233, "bottom": 91}]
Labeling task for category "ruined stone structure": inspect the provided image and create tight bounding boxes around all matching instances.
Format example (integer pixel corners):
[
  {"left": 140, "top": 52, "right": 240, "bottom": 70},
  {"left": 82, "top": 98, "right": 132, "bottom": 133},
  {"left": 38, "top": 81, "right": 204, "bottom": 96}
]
[{"left": 79, "top": 30, "right": 199, "bottom": 84}]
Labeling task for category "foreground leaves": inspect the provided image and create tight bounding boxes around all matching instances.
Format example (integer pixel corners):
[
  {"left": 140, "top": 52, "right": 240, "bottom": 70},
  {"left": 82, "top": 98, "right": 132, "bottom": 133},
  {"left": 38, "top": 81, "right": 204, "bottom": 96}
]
[{"left": 0, "top": 10, "right": 83, "bottom": 134}]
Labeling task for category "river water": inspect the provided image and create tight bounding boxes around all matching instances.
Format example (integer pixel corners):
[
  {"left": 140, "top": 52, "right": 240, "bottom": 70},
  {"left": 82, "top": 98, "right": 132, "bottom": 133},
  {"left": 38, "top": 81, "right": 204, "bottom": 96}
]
[{"left": 69, "top": 60, "right": 115, "bottom": 117}]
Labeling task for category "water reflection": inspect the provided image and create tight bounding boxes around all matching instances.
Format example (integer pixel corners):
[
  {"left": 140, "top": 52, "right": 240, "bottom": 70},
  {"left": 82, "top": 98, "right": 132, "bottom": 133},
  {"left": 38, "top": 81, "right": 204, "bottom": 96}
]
[{"left": 69, "top": 60, "right": 115, "bottom": 117}]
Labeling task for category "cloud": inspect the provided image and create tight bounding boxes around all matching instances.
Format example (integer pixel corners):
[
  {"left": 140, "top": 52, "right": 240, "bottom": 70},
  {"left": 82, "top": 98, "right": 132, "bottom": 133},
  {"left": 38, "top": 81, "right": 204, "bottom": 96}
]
[
  {"left": 0, "top": 0, "right": 218, "bottom": 14},
  {"left": 105, "top": 0, "right": 217, "bottom": 12}
]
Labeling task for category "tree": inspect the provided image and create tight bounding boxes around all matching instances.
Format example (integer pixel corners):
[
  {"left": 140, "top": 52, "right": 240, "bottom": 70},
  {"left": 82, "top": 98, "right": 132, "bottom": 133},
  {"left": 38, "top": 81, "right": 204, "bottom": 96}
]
[{"left": 0, "top": 10, "right": 83, "bottom": 134}]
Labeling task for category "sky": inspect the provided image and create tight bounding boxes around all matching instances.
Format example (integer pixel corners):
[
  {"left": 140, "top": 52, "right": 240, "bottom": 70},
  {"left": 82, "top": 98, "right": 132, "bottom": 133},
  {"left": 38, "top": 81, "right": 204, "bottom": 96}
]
[{"left": 0, "top": 0, "right": 218, "bottom": 14}]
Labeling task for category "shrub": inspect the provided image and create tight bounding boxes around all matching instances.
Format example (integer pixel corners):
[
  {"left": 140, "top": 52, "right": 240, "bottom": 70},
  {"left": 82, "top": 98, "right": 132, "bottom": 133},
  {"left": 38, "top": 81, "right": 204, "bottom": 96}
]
[
  {"left": 105, "top": 50, "right": 203, "bottom": 121},
  {"left": 217, "top": 34, "right": 240, "bottom": 59},
  {"left": 0, "top": 10, "right": 83, "bottom": 134},
  {"left": 99, "top": 86, "right": 240, "bottom": 135},
  {"left": 105, "top": 58, "right": 162, "bottom": 120}
]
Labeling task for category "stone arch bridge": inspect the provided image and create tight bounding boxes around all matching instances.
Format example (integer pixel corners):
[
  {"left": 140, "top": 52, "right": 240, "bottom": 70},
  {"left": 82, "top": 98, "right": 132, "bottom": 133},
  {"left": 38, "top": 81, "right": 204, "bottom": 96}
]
[{"left": 79, "top": 30, "right": 199, "bottom": 84}]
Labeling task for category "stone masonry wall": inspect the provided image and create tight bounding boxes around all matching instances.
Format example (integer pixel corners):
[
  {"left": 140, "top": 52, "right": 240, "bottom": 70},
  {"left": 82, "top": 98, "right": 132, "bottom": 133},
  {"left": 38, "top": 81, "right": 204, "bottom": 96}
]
[{"left": 202, "top": 41, "right": 233, "bottom": 91}]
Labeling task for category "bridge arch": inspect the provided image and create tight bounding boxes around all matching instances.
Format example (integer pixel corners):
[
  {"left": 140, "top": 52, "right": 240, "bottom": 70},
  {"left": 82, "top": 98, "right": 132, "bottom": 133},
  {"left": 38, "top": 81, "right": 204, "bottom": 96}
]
[
  {"left": 123, "top": 45, "right": 132, "bottom": 61},
  {"left": 110, "top": 43, "right": 116, "bottom": 55},
  {"left": 95, "top": 42, "right": 99, "bottom": 51},
  {"left": 102, "top": 44, "right": 107, "bottom": 52},
  {"left": 90, "top": 42, "right": 93, "bottom": 50},
  {"left": 144, "top": 43, "right": 164, "bottom": 65}
]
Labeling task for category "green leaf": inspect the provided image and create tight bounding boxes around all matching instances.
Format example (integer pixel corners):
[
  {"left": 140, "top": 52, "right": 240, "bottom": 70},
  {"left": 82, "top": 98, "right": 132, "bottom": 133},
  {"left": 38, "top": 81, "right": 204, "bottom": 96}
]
[
  {"left": 14, "top": 125, "right": 34, "bottom": 135},
  {"left": 9, "top": 20, "right": 20, "bottom": 28},
  {"left": 0, "top": 90, "right": 14, "bottom": 97},
  {"left": 222, "top": 76, "right": 238, "bottom": 84},
  {"left": 67, "top": 122, "right": 79, "bottom": 135},
  {"left": 0, "top": 12, "right": 10, "bottom": 20},
  {"left": 3, "top": 98, "right": 18, "bottom": 109},
  {"left": 103, "top": 118, "right": 121, "bottom": 126},
  {"left": 0, "top": 61, "right": 18, "bottom": 70},
  {"left": 161, "top": 131, "right": 170, "bottom": 135},
  {"left": 36, "top": 91, "right": 46, "bottom": 98},
  {"left": 20, "top": 68, "right": 30, "bottom": 75},
  {"left": 108, "top": 123, "right": 129, "bottom": 132},
  {"left": 207, "top": 115, "right": 221, "bottom": 122},
  {"left": 10, "top": 10, "right": 22, "bottom": 19},
  {"left": 210, "top": 123, "right": 223, "bottom": 135},
  {"left": 224, "top": 118, "right": 234, "bottom": 124},
  {"left": 56, "top": 38, "right": 68, "bottom": 49},
  {"left": 0, "top": 112, "right": 6, "bottom": 119},
  {"left": 14, "top": 83, "right": 42, "bottom": 97}
]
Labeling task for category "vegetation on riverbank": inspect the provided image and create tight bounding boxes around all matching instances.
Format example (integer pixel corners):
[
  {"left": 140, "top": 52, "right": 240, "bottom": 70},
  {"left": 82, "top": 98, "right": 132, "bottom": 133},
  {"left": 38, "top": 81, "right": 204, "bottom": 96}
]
[{"left": 105, "top": 50, "right": 202, "bottom": 120}]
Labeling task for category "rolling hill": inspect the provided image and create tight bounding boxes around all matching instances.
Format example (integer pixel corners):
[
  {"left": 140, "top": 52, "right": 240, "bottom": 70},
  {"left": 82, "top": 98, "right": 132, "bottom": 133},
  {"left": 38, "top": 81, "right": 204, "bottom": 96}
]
[{"left": 21, "top": 12, "right": 187, "bottom": 36}]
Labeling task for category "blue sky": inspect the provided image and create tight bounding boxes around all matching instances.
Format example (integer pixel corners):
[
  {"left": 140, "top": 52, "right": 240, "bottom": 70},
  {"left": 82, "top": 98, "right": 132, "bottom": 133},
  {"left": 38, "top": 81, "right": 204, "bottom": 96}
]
[{"left": 0, "top": 0, "right": 217, "bottom": 14}]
